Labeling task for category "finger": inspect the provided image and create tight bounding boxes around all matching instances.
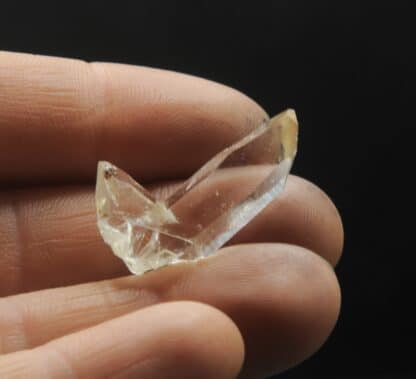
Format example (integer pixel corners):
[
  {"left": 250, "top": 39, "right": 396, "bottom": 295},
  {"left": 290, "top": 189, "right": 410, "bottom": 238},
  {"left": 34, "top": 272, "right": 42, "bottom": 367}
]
[
  {"left": 231, "top": 175, "right": 343, "bottom": 266},
  {"left": 0, "top": 175, "right": 343, "bottom": 295},
  {"left": 0, "top": 301, "right": 244, "bottom": 379},
  {"left": 0, "top": 244, "right": 340, "bottom": 378},
  {"left": 0, "top": 51, "right": 266, "bottom": 185}
]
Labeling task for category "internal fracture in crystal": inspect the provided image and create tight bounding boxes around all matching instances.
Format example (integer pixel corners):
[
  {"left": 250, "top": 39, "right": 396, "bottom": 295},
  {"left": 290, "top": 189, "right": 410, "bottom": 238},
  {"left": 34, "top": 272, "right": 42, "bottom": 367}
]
[{"left": 96, "top": 109, "right": 298, "bottom": 275}]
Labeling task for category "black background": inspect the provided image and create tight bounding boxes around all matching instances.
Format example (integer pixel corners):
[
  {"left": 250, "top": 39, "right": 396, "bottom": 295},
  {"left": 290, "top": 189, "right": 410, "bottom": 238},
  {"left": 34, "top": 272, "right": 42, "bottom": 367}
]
[{"left": 1, "top": 1, "right": 414, "bottom": 378}]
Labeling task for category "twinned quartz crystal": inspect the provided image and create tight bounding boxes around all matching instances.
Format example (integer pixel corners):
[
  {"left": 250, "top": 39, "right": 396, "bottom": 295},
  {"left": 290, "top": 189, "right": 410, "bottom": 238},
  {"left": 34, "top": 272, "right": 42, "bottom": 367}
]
[{"left": 96, "top": 109, "right": 298, "bottom": 275}]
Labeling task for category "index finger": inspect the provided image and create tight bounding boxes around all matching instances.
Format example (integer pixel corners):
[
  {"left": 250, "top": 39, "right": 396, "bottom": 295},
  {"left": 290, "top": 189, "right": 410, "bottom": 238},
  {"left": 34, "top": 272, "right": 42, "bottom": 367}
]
[{"left": 0, "top": 51, "right": 266, "bottom": 185}]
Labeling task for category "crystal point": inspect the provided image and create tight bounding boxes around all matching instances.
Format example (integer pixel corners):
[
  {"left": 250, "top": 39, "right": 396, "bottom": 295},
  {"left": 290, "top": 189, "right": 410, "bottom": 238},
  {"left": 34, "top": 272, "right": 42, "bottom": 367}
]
[{"left": 96, "top": 109, "right": 298, "bottom": 275}]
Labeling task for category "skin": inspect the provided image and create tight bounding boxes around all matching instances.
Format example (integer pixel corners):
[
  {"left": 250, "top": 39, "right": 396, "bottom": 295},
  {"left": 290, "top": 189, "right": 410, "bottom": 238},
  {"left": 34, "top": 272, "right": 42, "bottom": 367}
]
[{"left": 0, "top": 51, "right": 343, "bottom": 379}]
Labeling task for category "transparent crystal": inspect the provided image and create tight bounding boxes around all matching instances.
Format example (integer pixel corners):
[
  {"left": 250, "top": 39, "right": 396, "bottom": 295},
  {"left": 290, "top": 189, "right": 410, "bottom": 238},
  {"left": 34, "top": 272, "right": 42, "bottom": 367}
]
[{"left": 96, "top": 109, "right": 298, "bottom": 275}]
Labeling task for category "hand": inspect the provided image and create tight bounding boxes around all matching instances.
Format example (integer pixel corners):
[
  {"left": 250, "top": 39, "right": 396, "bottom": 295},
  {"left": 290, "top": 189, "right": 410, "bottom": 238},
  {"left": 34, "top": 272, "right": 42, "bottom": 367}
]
[{"left": 0, "top": 51, "right": 343, "bottom": 379}]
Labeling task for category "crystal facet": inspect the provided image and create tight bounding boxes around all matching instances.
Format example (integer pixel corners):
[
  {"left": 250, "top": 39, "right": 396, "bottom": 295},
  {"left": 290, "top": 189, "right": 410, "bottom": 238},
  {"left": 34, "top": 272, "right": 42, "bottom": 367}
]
[{"left": 96, "top": 109, "right": 298, "bottom": 275}]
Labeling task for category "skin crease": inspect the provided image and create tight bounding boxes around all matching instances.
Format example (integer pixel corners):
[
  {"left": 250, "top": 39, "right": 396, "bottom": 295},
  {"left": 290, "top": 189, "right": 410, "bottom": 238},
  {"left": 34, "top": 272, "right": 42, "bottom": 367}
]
[{"left": 0, "top": 51, "right": 343, "bottom": 378}]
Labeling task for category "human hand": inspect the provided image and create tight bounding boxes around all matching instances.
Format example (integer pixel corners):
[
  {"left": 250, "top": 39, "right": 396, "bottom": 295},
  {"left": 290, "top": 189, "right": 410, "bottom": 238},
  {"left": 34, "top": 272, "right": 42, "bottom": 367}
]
[{"left": 0, "top": 51, "right": 343, "bottom": 379}]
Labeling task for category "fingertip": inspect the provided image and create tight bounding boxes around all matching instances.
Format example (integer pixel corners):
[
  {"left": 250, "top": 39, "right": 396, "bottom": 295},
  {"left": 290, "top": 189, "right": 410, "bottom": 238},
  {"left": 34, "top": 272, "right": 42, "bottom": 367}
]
[
  {"left": 210, "top": 243, "right": 341, "bottom": 378},
  {"left": 285, "top": 176, "right": 344, "bottom": 266},
  {"left": 160, "top": 301, "right": 245, "bottom": 379},
  {"left": 105, "top": 301, "right": 245, "bottom": 379},
  {"left": 249, "top": 244, "right": 341, "bottom": 377}
]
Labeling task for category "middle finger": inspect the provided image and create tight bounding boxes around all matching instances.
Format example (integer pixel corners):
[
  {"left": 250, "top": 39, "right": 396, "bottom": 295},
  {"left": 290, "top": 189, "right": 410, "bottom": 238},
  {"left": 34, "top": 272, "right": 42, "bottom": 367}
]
[{"left": 0, "top": 173, "right": 342, "bottom": 296}]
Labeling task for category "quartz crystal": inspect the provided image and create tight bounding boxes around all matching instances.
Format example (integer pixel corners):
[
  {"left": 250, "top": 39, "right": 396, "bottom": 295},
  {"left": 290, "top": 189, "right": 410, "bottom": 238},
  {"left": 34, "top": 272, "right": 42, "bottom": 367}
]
[{"left": 96, "top": 109, "right": 298, "bottom": 275}]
